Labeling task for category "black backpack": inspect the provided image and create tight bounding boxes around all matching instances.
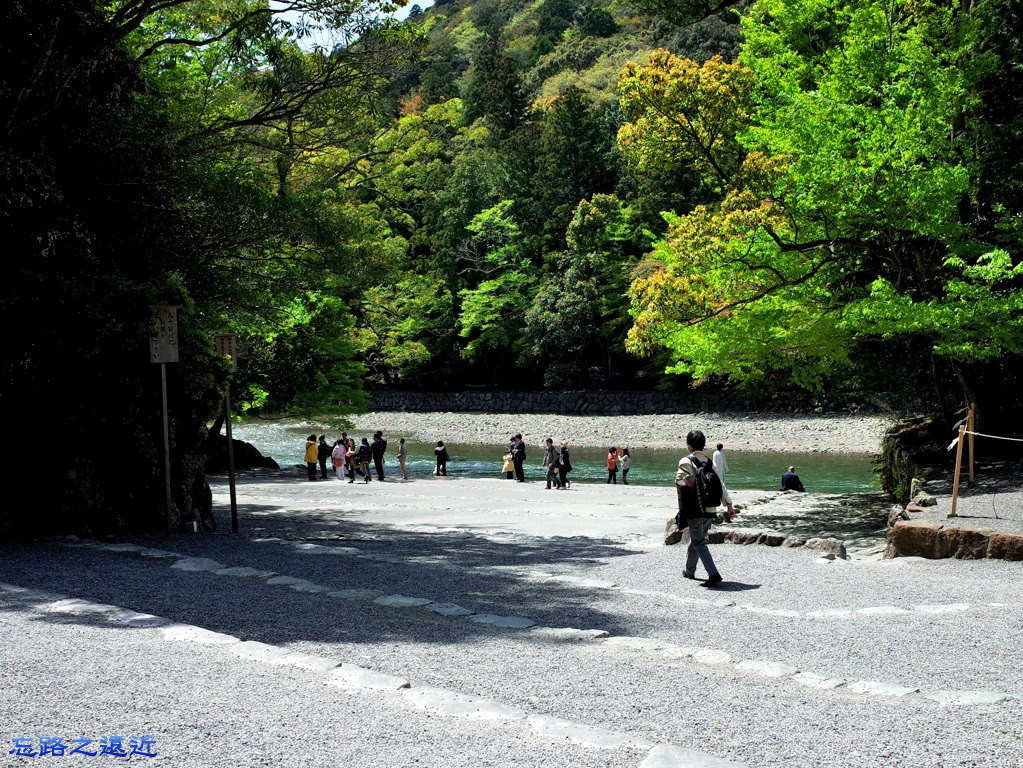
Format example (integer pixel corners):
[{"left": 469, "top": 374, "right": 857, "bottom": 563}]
[{"left": 675, "top": 456, "right": 723, "bottom": 523}]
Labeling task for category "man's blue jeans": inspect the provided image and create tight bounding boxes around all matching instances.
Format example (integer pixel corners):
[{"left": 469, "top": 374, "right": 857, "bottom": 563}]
[{"left": 684, "top": 517, "right": 718, "bottom": 578}]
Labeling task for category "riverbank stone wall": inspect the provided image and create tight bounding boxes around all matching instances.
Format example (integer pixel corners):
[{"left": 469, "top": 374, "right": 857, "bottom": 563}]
[{"left": 368, "top": 390, "right": 887, "bottom": 416}]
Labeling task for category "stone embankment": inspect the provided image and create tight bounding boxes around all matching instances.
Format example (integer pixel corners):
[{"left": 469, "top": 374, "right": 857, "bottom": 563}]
[{"left": 368, "top": 389, "right": 895, "bottom": 416}]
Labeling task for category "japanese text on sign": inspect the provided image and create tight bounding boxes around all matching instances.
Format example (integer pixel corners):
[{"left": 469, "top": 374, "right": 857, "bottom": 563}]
[{"left": 150, "top": 306, "right": 178, "bottom": 364}]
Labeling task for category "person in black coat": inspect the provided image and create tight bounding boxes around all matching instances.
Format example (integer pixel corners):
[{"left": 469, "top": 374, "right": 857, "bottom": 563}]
[
  {"left": 371, "top": 431, "right": 388, "bottom": 481},
  {"left": 511, "top": 434, "right": 526, "bottom": 482},
  {"left": 317, "top": 435, "right": 331, "bottom": 479}
]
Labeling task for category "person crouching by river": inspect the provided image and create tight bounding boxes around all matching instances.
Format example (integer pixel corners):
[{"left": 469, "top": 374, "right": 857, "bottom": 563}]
[
  {"left": 304, "top": 435, "right": 318, "bottom": 481},
  {"left": 781, "top": 466, "right": 805, "bottom": 492},
  {"left": 606, "top": 447, "right": 619, "bottom": 484},
  {"left": 434, "top": 441, "right": 449, "bottom": 476}
]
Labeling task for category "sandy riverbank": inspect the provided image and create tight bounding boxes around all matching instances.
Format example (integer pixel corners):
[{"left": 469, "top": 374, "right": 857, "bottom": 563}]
[{"left": 345, "top": 410, "right": 892, "bottom": 454}]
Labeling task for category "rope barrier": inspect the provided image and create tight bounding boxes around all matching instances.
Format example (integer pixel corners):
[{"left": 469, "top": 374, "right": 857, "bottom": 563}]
[{"left": 948, "top": 430, "right": 1023, "bottom": 450}]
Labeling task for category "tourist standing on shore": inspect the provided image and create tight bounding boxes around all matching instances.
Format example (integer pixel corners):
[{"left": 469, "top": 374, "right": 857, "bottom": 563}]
[
  {"left": 356, "top": 439, "right": 373, "bottom": 482},
  {"left": 511, "top": 434, "right": 526, "bottom": 482},
  {"left": 372, "top": 431, "right": 387, "bottom": 481},
  {"left": 542, "top": 438, "right": 565, "bottom": 490},
  {"left": 606, "top": 447, "right": 619, "bottom": 484},
  {"left": 396, "top": 438, "right": 409, "bottom": 480},
  {"left": 558, "top": 440, "right": 571, "bottom": 488},
  {"left": 345, "top": 438, "right": 359, "bottom": 482},
  {"left": 304, "top": 435, "right": 318, "bottom": 481},
  {"left": 677, "top": 429, "right": 735, "bottom": 588},
  {"left": 502, "top": 447, "right": 514, "bottom": 479},
  {"left": 620, "top": 448, "right": 631, "bottom": 484},
  {"left": 435, "top": 441, "right": 449, "bottom": 476},
  {"left": 712, "top": 443, "right": 728, "bottom": 485},
  {"left": 317, "top": 435, "right": 331, "bottom": 479},
  {"left": 331, "top": 439, "right": 346, "bottom": 480}
]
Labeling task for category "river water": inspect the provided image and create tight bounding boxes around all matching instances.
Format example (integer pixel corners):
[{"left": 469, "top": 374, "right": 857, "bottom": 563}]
[{"left": 230, "top": 423, "right": 878, "bottom": 494}]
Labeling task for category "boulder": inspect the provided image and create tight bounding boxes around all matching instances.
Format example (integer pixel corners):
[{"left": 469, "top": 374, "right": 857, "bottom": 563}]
[
  {"left": 725, "top": 529, "right": 765, "bottom": 545},
  {"left": 987, "top": 532, "right": 1023, "bottom": 561},
  {"left": 759, "top": 533, "right": 786, "bottom": 547},
  {"left": 804, "top": 537, "right": 848, "bottom": 559},
  {"left": 664, "top": 519, "right": 684, "bottom": 546},
  {"left": 781, "top": 536, "right": 806, "bottom": 548},
  {"left": 888, "top": 505, "right": 911, "bottom": 527},
  {"left": 945, "top": 527, "right": 992, "bottom": 560},
  {"left": 910, "top": 494, "right": 937, "bottom": 507},
  {"left": 886, "top": 520, "right": 948, "bottom": 559}
]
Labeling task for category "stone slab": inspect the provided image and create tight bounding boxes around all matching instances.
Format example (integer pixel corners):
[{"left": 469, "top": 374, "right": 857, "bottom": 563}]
[
  {"left": 923, "top": 690, "right": 1009, "bottom": 705},
  {"left": 231, "top": 641, "right": 292, "bottom": 663},
  {"left": 527, "top": 715, "right": 653, "bottom": 749},
  {"left": 688, "top": 648, "right": 732, "bottom": 665},
  {"left": 887, "top": 521, "right": 948, "bottom": 559},
  {"left": 791, "top": 673, "right": 848, "bottom": 690},
  {"left": 913, "top": 603, "right": 971, "bottom": 614},
  {"left": 551, "top": 576, "right": 617, "bottom": 589},
  {"left": 138, "top": 549, "right": 180, "bottom": 559},
  {"left": 529, "top": 627, "right": 610, "bottom": 642},
  {"left": 424, "top": 602, "right": 475, "bottom": 617},
  {"left": 402, "top": 687, "right": 527, "bottom": 720},
  {"left": 171, "top": 558, "right": 227, "bottom": 572},
  {"left": 805, "top": 609, "right": 854, "bottom": 619},
  {"left": 372, "top": 594, "right": 434, "bottom": 608},
  {"left": 112, "top": 611, "right": 172, "bottom": 628},
  {"left": 99, "top": 543, "right": 144, "bottom": 554},
  {"left": 847, "top": 680, "right": 919, "bottom": 697},
  {"left": 265, "top": 575, "right": 311, "bottom": 586},
  {"left": 215, "top": 567, "right": 277, "bottom": 579},
  {"left": 641, "top": 743, "right": 746, "bottom": 768},
  {"left": 856, "top": 606, "right": 910, "bottom": 615},
  {"left": 160, "top": 624, "right": 239, "bottom": 645},
  {"left": 602, "top": 636, "right": 674, "bottom": 653},
  {"left": 270, "top": 651, "right": 342, "bottom": 672},
  {"left": 40, "top": 598, "right": 118, "bottom": 617},
  {"left": 945, "top": 527, "right": 992, "bottom": 560},
  {"left": 734, "top": 660, "right": 798, "bottom": 678},
  {"left": 327, "top": 588, "right": 386, "bottom": 601},
  {"left": 328, "top": 664, "right": 410, "bottom": 691},
  {"left": 987, "top": 532, "right": 1023, "bottom": 561},
  {"left": 468, "top": 614, "right": 536, "bottom": 629}
]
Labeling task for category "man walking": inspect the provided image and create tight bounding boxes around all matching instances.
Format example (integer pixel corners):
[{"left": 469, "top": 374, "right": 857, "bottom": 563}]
[
  {"left": 677, "top": 430, "right": 735, "bottom": 588},
  {"left": 542, "top": 438, "right": 564, "bottom": 489},
  {"left": 511, "top": 433, "right": 526, "bottom": 483},
  {"left": 372, "top": 431, "right": 388, "bottom": 482}
]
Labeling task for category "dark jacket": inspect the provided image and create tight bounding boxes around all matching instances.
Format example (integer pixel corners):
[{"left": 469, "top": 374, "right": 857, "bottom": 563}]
[
  {"left": 372, "top": 437, "right": 387, "bottom": 457},
  {"left": 781, "top": 472, "right": 805, "bottom": 492}
]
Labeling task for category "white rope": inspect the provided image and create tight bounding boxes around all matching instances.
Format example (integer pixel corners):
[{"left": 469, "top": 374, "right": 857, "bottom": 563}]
[{"left": 963, "top": 430, "right": 1023, "bottom": 442}]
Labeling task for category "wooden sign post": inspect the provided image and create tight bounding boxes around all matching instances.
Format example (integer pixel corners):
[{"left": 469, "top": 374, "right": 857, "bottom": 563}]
[
  {"left": 948, "top": 424, "right": 966, "bottom": 519},
  {"left": 150, "top": 306, "right": 179, "bottom": 536},
  {"left": 214, "top": 334, "right": 239, "bottom": 534}
]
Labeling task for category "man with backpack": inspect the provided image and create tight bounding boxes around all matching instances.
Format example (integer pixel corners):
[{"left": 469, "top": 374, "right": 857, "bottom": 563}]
[
  {"left": 676, "top": 429, "right": 735, "bottom": 588},
  {"left": 371, "top": 431, "right": 388, "bottom": 481}
]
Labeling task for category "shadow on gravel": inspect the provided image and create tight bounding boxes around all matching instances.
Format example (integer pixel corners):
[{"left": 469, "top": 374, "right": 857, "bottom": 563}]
[
  {"left": 0, "top": 512, "right": 662, "bottom": 654},
  {"left": 709, "top": 582, "right": 760, "bottom": 593}
]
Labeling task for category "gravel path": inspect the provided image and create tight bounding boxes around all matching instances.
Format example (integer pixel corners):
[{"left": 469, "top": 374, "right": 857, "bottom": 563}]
[
  {"left": 2, "top": 476, "right": 1021, "bottom": 768},
  {"left": 341, "top": 411, "right": 891, "bottom": 453}
]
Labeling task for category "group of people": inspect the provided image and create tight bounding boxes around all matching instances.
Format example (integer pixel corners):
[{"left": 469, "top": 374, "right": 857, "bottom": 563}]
[
  {"left": 304, "top": 432, "right": 411, "bottom": 483},
  {"left": 502, "top": 435, "right": 575, "bottom": 489},
  {"left": 303, "top": 433, "right": 456, "bottom": 482},
  {"left": 604, "top": 447, "right": 632, "bottom": 484}
]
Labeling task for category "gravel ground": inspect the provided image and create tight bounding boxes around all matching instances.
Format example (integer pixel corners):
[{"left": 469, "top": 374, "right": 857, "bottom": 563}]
[
  {"left": 921, "top": 457, "right": 1023, "bottom": 535},
  {"left": 2, "top": 476, "right": 1021, "bottom": 768},
  {"left": 342, "top": 411, "right": 891, "bottom": 453}
]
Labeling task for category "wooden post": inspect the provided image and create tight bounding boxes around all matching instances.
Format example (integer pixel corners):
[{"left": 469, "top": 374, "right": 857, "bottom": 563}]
[
  {"left": 161, "top": 362, "right": 172, "bottom": 536},
  {"left": 948, "top": 424, "right": 966, "bottom": 518},
  {"left": 225, "top": 387, "right": 238, "bottom": 534},
  {"left": 967, "top": 402, "right": 976, "bottom": 487}
]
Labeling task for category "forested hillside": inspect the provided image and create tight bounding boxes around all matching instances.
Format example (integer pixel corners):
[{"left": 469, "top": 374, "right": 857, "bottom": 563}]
[{"left": 2, "top": 0, "right": 1020, "bottom": 533}]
